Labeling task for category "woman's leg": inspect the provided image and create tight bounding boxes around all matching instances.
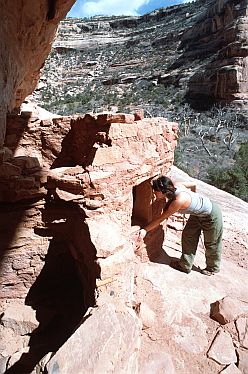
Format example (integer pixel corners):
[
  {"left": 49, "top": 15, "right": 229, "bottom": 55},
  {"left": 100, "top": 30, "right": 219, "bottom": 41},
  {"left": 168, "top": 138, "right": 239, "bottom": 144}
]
[
  {"left": 180, "top": 215, "right": 202, "bottom": 272},
  {"left": 201, "top": 202, "right": 223, "bottom": 272}
]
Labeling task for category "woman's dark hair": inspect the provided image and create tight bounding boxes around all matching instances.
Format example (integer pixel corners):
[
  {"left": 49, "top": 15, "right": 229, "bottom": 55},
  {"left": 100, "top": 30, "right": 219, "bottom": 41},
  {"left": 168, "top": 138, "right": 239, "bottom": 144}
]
[{"left": 152, "top": 176, "right": 176, "bottom": 200}]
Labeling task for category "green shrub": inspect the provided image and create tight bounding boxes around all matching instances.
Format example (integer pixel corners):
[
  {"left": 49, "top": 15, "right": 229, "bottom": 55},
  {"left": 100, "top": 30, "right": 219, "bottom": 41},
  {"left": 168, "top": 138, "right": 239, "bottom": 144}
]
[
  {"left": 234, "top": 142, "right": 248, "bottom": 178},
  {"left": 174, "top": 142, "right": 199, "bottom": 178},
  {"left": 207, "top": 142, "right": 248, "bottom": 201}
]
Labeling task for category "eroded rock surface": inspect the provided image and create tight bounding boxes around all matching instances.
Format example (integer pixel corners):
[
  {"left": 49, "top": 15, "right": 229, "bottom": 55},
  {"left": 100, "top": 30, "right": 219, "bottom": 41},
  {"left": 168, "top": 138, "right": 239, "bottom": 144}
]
[
  {"left": 0, "top": 0, "right": 75, "bottom": 145},
  {"left": 207, "top": 330, "right": 237, "bottom": 365},
  {"left": 210, "top": 296, "right": 246, "bottom": 325},
  {"left": 33, "top": 0, "right": 248, "bottom": 120},
  {"left": 47, "top": 302, "right": 142, "bottom": 374},
  {"left": 183, "top": 0, "right": 248, "bottom": 107}
]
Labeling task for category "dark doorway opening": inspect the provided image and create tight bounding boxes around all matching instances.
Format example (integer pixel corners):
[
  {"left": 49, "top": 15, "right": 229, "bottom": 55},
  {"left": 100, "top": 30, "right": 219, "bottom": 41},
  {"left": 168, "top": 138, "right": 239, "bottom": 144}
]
[
  {"left": 131, "top": 178, "right": 166, "bottom": 261},
  {"left": 131, "top": 179, "right": 153, "bottom": 227},
  {"left": 6, "top": 236, "right": 94, "bottom": 374}
]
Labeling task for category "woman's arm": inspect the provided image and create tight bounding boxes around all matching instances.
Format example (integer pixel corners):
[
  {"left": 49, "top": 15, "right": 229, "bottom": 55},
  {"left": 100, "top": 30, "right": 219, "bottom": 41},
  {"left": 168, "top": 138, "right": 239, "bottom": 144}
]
[{"left": 143, "top": 198, "right": 183, "bottom": 233}]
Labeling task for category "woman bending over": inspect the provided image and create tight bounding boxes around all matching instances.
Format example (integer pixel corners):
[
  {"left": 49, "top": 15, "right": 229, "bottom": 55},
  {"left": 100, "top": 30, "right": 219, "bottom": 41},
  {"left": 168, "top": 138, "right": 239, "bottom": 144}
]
[{"left": 139, "top": 176, "right": 223, "bottom": 275}]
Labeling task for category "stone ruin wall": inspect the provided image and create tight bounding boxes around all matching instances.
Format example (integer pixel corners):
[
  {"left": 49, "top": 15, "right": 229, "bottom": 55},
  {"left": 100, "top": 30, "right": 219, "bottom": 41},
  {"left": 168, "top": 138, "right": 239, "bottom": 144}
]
[
  {"left": 0, "top": 110, "right": 178, "bottom": 306},
  {"left": 0, "top": 109, "right": 177, "bottom": 371}
]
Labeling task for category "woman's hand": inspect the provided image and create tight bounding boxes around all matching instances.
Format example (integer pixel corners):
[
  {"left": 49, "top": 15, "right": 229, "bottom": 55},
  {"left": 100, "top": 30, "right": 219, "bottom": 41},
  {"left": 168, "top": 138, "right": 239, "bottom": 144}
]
[{"left": 139, "top": 229, "right": 147, "bottom": 239}]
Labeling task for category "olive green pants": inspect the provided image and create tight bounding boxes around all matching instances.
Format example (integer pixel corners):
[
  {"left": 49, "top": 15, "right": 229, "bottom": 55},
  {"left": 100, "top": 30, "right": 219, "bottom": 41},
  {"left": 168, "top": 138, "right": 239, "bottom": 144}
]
[{"left": 179, "top": 202, "right": 223, "bottom": 272}]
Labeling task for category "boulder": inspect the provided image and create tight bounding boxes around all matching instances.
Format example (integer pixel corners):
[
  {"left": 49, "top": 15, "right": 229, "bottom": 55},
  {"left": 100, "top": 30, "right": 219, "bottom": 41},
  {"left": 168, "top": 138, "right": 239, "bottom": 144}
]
[
  {"left": 210, "top": 296, "right": 243, "bottom": 324},
  {"left": 1, "top": 303, "right": 39, "bottom": 335},
  {"left": 46, "top": 302, "right": 141, "bottom": 374},
  {"left": 207, "top": 330, "right": 237, "bottom": 365}
]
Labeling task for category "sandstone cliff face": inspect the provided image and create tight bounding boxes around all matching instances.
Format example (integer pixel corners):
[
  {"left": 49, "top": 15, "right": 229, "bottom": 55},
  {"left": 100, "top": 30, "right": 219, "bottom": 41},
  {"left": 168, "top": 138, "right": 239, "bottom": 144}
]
[
  {"left": 181, "top": 0, "right": 248, "bottom": 107},
  {"left": 33, "top": 0, "right": 248, "bottom": 117},
  {"left": 0, "top": 0, "right": 75, "bottom": 145}
]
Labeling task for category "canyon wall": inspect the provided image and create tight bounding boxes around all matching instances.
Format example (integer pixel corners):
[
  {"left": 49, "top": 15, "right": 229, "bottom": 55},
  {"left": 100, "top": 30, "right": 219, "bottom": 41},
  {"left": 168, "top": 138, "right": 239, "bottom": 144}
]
[{"left": 181, "top": 0, "right": 248, "bottom": 107}]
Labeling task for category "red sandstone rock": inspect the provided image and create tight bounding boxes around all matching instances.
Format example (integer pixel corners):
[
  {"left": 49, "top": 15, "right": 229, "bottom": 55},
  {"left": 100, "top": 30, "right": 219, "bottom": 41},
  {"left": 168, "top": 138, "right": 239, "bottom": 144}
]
[
  {"left": 210, "top": 296, "right": 244, "bottom": 324},
  {"left": 236, "top": 317, "right": 247, "bottom": 343},
  {"left": 134, "top": 109, "right": 144, "bottom": 121},
  {"left": 0, "top": 162, "right": 22, "bottom": 178},
  {"left": 0, "top": 0, "right": 75, "bottom": 145},
  {"left": 97, "top": 113, "right": 135, "bottom": 125},
  {"left": 237, "top": 349, "right": 248, "bottom": 373},
  {"left": 1, "top": 102, "right": 248, "bottom": 374},
  {"left": 140, "top": 352, "right": 175, "bottom": 374},
  {"left": 220, "top": 363, "right": 242, "bottom": 373},
  {"left": 139, "top": 302, "right": 156, "bottom": 328},
  {"left": 46, "top": 303, "right": 141, "bottom": 373},
  {"left": 207, "top": 330, "right": 237, "bottom": 365},
  {"left": 3, "top": 112, "right": 177, "bottom": 203},
  {"left": 1, "top": 303, "right": 39, "bottom": 335},
  {"left": 236, "top": 317, "right": 248, "bottom": 349},
  {"left": 183, "top": 0, "right": 248, "bottom": 106},
  {"left": 0, "top": 325, "right": 29, "bottom": 358},
  {"left": 0, "top": 147, "right": 13, "bottom": 163}
]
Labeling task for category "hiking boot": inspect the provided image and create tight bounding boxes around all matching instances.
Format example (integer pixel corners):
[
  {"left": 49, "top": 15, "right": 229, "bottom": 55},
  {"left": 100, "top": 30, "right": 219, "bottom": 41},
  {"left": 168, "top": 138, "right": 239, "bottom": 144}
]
[
  {"left": 201, "top": 268, "right": 220, "bottom": 276},
  {"left": 170, "top": 260, "right": 191, "bottom": 274}
]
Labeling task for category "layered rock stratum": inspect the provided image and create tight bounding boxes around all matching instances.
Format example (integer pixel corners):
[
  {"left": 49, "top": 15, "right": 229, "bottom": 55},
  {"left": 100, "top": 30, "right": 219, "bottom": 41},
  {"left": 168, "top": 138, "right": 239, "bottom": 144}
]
[{"left": 34, "top": 0, "right": 248, "bottom": 115}]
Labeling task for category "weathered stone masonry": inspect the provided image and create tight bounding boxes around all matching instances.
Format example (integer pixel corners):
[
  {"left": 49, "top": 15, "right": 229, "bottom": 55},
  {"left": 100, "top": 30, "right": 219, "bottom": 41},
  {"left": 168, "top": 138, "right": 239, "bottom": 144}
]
[
  {"left": 1, "top": 111, "right": 177, "bottom": 302},
  {"left": 0, "top": 109, "right": 177, "bottom": 371}
]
